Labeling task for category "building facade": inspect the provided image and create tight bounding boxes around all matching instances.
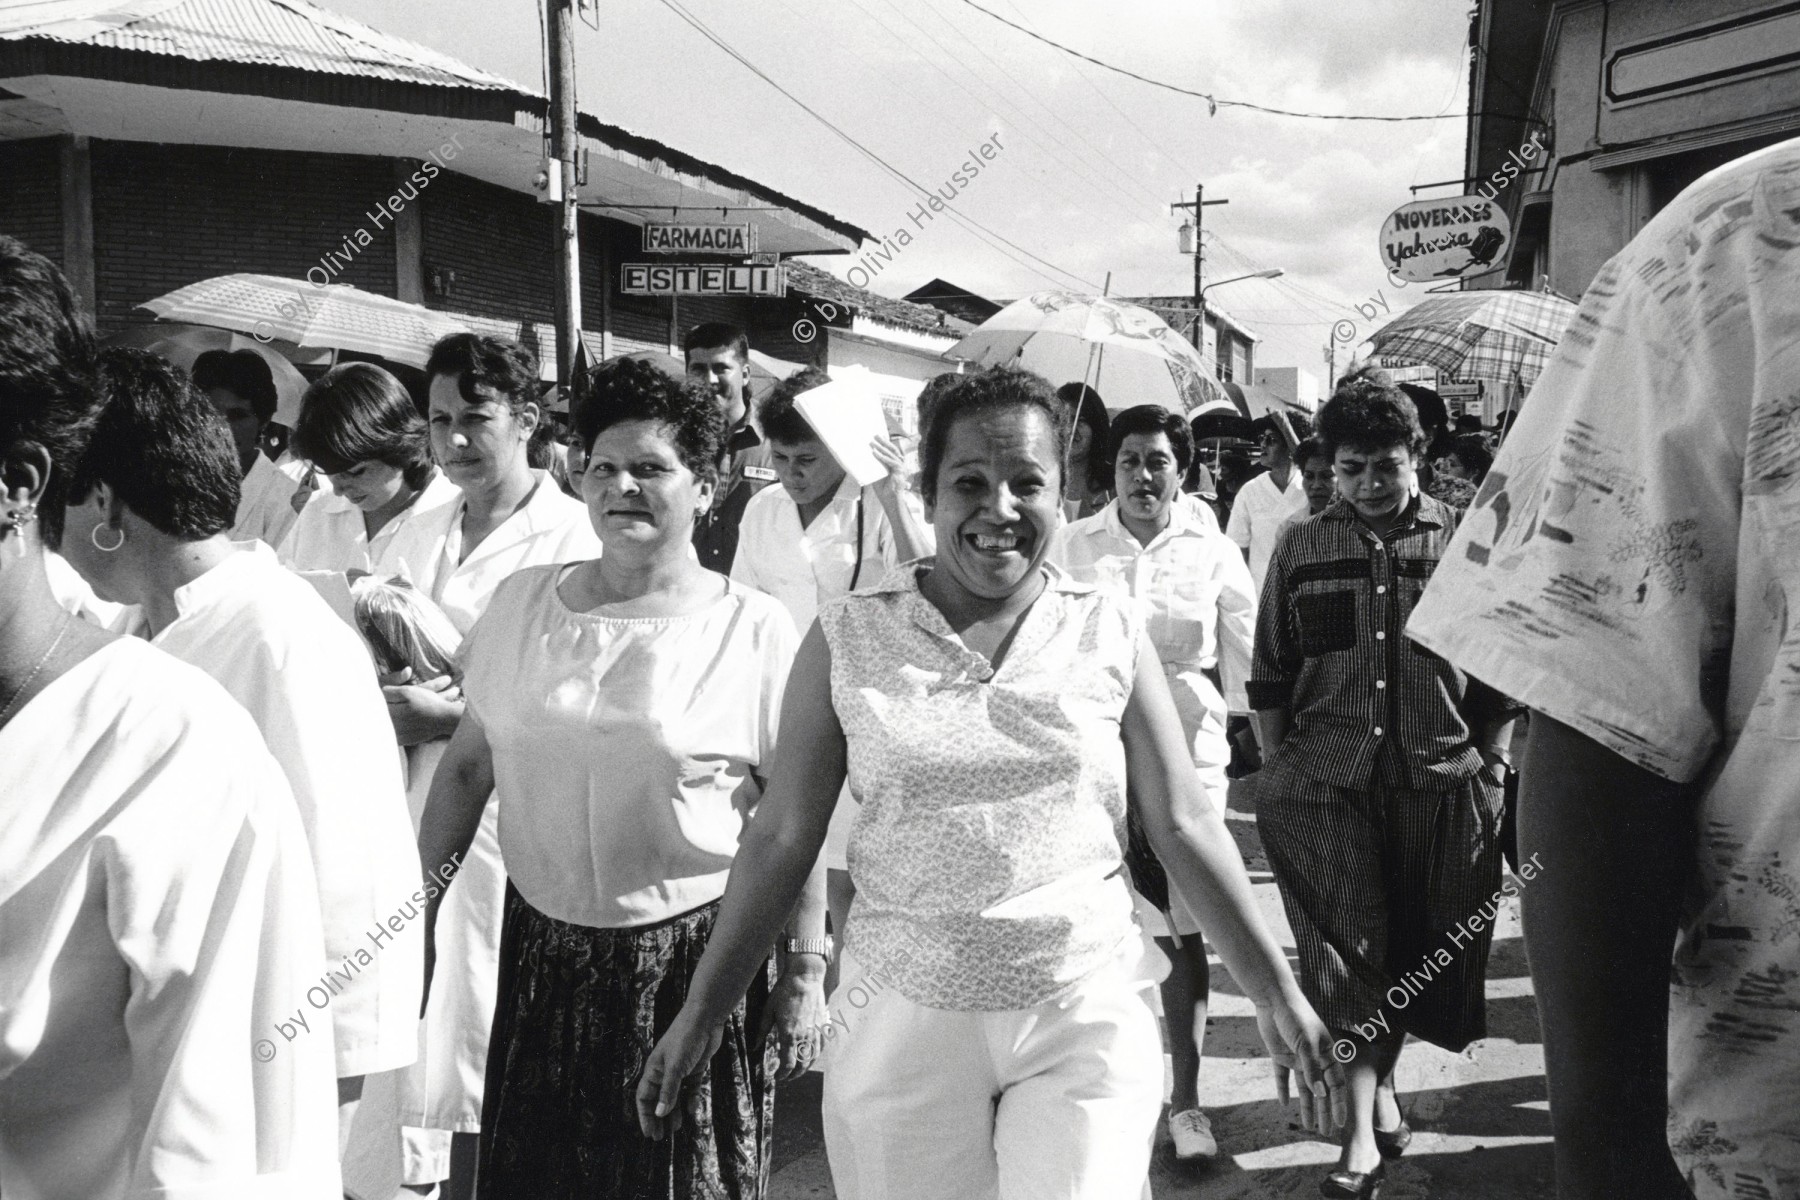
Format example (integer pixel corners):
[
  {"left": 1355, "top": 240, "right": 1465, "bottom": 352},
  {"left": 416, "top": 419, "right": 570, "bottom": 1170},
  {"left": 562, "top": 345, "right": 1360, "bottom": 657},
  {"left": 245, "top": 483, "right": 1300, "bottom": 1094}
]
[{"left": 1466, "top": 0, "right": 1800, "bottom": 296}]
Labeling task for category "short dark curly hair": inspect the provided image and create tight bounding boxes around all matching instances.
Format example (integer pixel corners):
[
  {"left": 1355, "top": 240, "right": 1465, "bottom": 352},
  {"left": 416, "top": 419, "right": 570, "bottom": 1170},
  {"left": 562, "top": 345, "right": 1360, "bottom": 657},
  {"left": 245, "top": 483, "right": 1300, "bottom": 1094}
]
[
  {"left": 1293, "top": 436, "right": 1330, "bottom": 470},
  {"left": 0, "top": 237, "right": 98, "bottom": 549},
  {"left": 758, "top": 366, "right": 831, "bottom": 446},
  {"left": 1448, "top": 431, "right": 1495, "bottom": 480},
  {"left": 1316, "top": 366, "right": 1426, "bottom": 461},
  {"left": 292, "top": 363, "right": 433, "bottom": 489},
  {"left": 918, "top": 365, "right": 1070, "bottom": 501},
  {"left": 71, "top": 348, "right": 240, "bottom": 540},
  {"left": 425, "top": 332, "right": 540, "bottom": 414},
  {"left": 574, "top": 354, "right": 724, "bottom": 481},
  {"left": 191, "top": 349, "right": 278, "bottom": 425}
]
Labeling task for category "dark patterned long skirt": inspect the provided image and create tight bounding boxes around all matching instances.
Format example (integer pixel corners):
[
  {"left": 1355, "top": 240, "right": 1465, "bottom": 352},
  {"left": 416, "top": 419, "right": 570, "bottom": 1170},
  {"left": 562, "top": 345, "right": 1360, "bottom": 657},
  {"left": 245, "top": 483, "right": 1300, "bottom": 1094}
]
[
  {"left": 478, "top": 883, "right": 778, "bottom": 1199},
  {"left": 1254, "top": 755, "right": 1505, "bottom": 1052}
]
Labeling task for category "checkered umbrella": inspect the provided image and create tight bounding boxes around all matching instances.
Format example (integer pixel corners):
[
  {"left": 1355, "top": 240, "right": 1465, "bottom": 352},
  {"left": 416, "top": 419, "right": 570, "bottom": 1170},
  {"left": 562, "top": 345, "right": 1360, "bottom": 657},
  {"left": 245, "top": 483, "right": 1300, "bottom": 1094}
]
[
  {"left": 944, "top": 291, "right": 1229, "bottom": 416},
  {"left": 1367, "top": 290, "right": 1578, "bottom": 393}
]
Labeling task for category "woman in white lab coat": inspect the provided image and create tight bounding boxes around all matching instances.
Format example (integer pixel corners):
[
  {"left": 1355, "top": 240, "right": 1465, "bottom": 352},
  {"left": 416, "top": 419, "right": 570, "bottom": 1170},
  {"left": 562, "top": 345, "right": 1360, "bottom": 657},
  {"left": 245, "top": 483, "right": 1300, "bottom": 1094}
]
[
  {"left": 60, "top": 348, "right": 424, "bottom": 1161},
  {"left": 380, "top": 333, "right": 602, "bottom": 1200},
  {"left": 279, "top": 363, "right": 461, "bottom": 580},
  {"left": 0, "top": 243, "right": 340, "bottom": 1199}
]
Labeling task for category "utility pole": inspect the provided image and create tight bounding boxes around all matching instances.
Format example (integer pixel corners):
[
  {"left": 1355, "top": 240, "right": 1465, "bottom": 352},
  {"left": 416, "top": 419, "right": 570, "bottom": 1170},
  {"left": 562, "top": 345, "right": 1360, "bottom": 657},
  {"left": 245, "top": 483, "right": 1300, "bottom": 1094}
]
[
  {"left": 1171, "top": 183, "right": 1229, "bottom": 361},
  {"left": 547, "top": 0, "right": 582, "bottom": 401}
]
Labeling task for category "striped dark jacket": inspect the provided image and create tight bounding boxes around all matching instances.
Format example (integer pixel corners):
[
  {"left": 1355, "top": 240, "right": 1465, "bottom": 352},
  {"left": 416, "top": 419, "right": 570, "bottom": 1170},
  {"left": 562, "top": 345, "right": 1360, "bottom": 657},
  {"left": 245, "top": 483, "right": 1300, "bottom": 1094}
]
[{"left": 1248, "top": 493, "right": 1509, "bottom": 791}]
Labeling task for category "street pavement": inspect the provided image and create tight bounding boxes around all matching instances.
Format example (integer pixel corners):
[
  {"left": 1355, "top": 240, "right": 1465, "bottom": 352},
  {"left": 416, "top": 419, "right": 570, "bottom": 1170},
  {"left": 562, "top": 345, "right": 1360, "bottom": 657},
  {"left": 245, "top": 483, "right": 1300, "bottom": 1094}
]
[{"left": 769, "top": 778, "right": 1555, "bottom": 1199}]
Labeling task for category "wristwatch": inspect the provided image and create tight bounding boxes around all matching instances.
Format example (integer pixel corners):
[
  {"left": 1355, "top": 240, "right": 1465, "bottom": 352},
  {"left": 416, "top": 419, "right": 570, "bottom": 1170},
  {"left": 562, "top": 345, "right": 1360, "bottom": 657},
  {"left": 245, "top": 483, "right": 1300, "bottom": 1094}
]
[{"left": 785, "top": 936, "right": 834, "bottom": 960}]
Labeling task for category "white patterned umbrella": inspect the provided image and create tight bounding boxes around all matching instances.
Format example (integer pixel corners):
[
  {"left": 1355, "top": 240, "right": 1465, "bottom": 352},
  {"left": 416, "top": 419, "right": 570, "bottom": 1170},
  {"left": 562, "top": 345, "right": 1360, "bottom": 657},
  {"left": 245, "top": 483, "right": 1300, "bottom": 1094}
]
[
  {"left": 137, "top": 274, "right": 601, "bottom": 378},
  {"left": 943, "top": 291, "right": 1229, "bottom": 416}
]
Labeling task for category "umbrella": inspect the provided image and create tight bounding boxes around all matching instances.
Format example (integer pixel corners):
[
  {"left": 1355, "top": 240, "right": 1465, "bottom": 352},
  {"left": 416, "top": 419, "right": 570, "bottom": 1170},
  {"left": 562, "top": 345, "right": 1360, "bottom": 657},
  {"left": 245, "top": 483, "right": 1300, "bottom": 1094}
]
[
  {"left": 943, "top": 291, "right": 1228, "bottom": 416},
  {"left": 1189, "top": 409, "right": 1255, "bottom": 442},
  {"left": 104, "top": 322, "right": 313, "bottom": 426},
  {"left": 139, "top": 274, "right": 599, "bottom": 380},
  {"left": 1221, "top": 380, "right": 1312, "bottom": 421},
  {"left": 1368, "top": 290, "right": 1578, "bottom": 393}
]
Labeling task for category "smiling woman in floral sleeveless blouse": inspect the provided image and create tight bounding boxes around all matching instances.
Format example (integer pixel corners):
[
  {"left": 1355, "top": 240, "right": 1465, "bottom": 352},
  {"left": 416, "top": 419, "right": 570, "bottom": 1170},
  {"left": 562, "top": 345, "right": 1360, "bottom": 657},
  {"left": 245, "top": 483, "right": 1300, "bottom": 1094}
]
[{"left": 638, "top": 365, "right": 1346, "bottom": 1200}]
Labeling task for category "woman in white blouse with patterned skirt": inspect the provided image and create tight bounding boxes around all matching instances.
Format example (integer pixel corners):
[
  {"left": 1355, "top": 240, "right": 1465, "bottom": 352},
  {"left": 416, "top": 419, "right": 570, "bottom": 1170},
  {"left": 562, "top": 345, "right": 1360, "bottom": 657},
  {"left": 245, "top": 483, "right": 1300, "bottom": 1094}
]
[
  {"left": 417, "top": 355, "right": 827, "bottom": 1198},
  {"left": 640, "top": 366, "right": 1344, "bottom": 1200}
]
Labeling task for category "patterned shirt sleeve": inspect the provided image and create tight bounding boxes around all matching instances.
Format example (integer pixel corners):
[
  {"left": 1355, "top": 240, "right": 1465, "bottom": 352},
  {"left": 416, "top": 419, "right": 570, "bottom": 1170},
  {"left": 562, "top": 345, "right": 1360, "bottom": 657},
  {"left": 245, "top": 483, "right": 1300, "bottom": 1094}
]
[{"left": 1406, "top": 199, "right": 1762, "bottom": 782}]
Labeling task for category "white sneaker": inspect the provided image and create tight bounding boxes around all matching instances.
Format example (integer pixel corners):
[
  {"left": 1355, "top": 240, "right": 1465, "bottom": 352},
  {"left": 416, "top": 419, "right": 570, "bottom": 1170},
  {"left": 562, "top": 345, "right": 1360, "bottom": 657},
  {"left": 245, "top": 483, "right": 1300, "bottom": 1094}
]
[{"left": 1169, "top": 1108, "right": 1218, "bottom": 1160}]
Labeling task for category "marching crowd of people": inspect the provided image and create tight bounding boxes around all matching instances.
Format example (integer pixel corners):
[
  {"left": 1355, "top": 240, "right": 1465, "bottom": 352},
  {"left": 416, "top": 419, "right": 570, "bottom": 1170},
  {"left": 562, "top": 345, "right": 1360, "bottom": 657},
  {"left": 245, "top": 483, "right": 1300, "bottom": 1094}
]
[{"left": 1, "top": 134, "right": 1796, "bottom": 1200}]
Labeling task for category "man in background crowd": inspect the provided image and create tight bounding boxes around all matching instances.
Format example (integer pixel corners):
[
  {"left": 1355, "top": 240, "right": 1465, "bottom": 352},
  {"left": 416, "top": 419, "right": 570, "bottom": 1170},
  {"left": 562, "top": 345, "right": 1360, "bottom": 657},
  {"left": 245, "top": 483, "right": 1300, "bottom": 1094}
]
[
  {"left": 684, "top": 322, "right": 777, "bottom": 572},
  {"left": 1226, "top": 412, "right": 1311, "bottom": 590},
  {"left": 193, "top": 349, "right": 314, "bottom": 547}
]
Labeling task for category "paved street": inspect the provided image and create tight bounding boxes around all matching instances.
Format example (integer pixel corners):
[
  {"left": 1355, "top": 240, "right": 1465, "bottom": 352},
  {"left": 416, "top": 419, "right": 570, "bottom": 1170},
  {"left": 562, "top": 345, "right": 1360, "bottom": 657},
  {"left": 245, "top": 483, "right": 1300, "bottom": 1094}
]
[{"left": 769, "top": 780, "right": 1555, "bottom": 1199}]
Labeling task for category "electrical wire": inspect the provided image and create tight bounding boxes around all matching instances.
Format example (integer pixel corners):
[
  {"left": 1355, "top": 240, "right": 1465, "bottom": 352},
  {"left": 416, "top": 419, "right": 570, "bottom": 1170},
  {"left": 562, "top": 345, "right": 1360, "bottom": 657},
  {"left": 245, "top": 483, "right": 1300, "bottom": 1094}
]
[
  {"left": 952, "top": 0, "right": 1507, "bottom": 123},
  {"left": 840, "top": 0, "right": 1158, "bottom": 228},
  {"left": 910, "top": 0, "right": 1171, "bottom": 214},
  {"left": 654, "top": 0, "right": 1100, "bottom": 290}
]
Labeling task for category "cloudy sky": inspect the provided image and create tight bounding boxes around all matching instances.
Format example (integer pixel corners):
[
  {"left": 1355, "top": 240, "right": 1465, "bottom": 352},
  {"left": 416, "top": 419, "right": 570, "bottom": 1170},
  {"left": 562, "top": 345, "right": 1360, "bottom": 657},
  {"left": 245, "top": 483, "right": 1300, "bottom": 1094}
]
[{"left": 330, "top": 0, "right": 1474, "bottom": 377}]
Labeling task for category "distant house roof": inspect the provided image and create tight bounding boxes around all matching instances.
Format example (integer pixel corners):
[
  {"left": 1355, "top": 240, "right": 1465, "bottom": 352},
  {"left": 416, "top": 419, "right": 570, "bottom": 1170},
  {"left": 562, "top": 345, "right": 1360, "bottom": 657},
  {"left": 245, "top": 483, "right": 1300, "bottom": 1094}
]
[
  {"left": 787, "top": 261, "right": 973, "bottom": 339},
  {"left": 0, "top": 0, "right": 868, "bottom": 253},
  {"left": 903, "top": 277, "right": 1002, "bottom": 323}
]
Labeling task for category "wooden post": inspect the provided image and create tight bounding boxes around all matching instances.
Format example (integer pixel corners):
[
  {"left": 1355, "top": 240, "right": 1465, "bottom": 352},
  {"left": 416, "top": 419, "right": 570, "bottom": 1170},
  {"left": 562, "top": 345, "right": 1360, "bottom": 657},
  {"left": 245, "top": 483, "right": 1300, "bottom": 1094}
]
[{"left": 547, "top": 0, "right": 582, "bottom": 395}]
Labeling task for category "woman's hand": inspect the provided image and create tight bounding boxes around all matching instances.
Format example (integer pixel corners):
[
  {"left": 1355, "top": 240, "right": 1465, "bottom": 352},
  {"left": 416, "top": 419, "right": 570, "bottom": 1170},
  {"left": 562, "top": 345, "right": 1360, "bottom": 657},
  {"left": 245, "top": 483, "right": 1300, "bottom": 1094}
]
[
  {"left": 636, "top": 1008, "right": 725, "bottom": 1140},
  {"left": 869, "top": 434, "right": 910, "bottom": 490},
  {"left": 382, "top": 674, "right": 463, "bottom": 746},
  {"left": 1257, "top": 988, "right": 1348, "bottom": 1135},
  {"left": 761, "top": 956, "right": 829, "bottom": 1080}
]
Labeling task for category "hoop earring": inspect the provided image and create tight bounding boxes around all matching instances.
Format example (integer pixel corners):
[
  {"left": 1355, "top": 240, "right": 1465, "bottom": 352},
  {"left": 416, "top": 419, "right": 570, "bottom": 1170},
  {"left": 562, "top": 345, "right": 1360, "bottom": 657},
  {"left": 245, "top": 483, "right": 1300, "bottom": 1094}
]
[{"left": 91, "top": 522, "right": 125, "bottom": 553}]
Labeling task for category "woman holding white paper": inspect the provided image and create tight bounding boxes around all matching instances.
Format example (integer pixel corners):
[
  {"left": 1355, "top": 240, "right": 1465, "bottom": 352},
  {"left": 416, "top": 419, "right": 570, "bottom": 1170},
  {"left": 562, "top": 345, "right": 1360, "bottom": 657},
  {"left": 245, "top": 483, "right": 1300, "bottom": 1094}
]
[{"left": 731, "top": 367, "right": 931, "bottom": 980}]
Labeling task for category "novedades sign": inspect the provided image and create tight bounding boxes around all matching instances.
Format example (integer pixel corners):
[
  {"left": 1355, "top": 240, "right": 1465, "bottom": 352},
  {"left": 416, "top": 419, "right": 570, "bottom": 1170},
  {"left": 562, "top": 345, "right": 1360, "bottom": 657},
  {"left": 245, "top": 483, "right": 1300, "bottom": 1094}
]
[{"left": 1379, "top": 196, "right": 1511, "bottom": 283}]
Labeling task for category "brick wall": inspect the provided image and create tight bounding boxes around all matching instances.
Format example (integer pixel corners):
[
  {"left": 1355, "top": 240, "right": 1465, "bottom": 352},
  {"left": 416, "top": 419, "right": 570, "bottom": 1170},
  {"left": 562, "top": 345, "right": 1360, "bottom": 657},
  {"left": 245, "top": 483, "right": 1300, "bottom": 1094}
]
[
  {"left": 0, "top": 138, "right": 64, "bottom": 267},
  {"left": 91, "top": 141, "right": 397, "bottom": 332},
  {"left": 419, "top": 170, "right": 557, "bottom": 324}
]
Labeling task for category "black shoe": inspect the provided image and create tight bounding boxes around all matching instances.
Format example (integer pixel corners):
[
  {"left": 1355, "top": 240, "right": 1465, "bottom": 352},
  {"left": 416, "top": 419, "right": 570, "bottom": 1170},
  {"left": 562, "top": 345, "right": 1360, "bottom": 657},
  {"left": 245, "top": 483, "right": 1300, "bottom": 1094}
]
[
  {"left": 1373, "top": 1119, "right": 1412, "bottom": 1159},
  {"left": 1320, "top": 1160, "right": 1386, "bottom": 1199}
]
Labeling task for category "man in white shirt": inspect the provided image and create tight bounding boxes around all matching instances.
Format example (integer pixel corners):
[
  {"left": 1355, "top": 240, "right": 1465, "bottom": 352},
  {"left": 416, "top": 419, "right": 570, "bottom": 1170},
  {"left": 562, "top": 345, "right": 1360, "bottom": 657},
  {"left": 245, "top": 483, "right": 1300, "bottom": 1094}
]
[
  {"left": 193, "top": 349, "right": 315, "bottom": 547},
  {"left": 1226, "top": 414, "right": 1312, "bottom": 591}
]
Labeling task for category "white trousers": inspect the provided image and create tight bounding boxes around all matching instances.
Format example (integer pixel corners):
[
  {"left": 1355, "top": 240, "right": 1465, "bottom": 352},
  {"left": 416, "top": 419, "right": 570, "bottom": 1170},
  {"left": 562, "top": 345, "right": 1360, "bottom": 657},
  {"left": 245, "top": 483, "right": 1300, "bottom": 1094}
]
[{"left": 821, "top": 950, "right": 1163, "bottom": 1200}]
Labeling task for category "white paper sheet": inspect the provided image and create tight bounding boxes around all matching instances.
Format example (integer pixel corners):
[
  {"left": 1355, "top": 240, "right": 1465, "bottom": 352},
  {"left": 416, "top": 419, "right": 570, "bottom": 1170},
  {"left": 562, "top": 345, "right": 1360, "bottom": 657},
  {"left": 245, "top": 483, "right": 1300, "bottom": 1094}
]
[{"left": 793, "top": 366, "right": 890, "bottom": 487}]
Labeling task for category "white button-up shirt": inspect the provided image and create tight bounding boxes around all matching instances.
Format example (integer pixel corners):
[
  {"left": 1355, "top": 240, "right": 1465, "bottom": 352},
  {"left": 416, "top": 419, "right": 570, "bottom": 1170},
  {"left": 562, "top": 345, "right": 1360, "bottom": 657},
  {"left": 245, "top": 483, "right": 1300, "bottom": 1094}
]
[
  {"left": 149, "top": 542, "right": 423, "bottom": 1078},
  {"left": 1053, "top": 499, "right": 1256, "bottom": 777},
  {"left": 279, "top": 471, "right": 462, "bottom": 578},
  {"left": 1226, "top": 467, "right": 1310, "bottom": 590},
  {"left": 730, "top": 473, "right": 910, "bottom": 633},
  {"left": 232, "top": 451, "right": 309, "bottom": 549}
]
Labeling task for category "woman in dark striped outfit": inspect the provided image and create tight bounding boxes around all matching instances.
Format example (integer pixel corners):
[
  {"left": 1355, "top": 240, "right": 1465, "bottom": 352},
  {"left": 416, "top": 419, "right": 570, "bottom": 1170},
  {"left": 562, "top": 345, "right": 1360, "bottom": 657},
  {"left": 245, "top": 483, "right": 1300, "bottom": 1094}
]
[{"left": 1248, "top": 368, "right": 1519, "bottom": 1199}]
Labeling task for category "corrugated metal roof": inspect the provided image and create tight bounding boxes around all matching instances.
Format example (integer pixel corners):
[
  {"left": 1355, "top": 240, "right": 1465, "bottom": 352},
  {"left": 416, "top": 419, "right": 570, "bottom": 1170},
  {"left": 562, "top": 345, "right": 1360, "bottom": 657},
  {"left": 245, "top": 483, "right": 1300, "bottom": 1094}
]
[
  {"left": 786, "top": 261, "right": 971, "bottom": 339},
  {"left": 0, "top": 0, "right": 526, "bottom": 92}
]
